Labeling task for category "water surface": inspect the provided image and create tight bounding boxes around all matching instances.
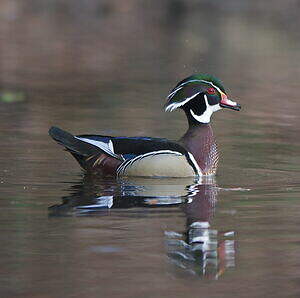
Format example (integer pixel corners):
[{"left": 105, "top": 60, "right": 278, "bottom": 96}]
[{"left": 1, "top": 2, "right": 300, "bottom": 297}]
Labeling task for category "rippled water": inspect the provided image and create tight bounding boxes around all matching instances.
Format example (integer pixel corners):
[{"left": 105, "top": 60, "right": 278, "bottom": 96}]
[{"left": 1, "top": 2, "right": 300, "bottom": 297}]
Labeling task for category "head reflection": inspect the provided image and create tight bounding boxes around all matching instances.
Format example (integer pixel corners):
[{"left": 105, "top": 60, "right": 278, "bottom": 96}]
[{"left": 49, "top": 175, "right": 235, "bottom": 279}]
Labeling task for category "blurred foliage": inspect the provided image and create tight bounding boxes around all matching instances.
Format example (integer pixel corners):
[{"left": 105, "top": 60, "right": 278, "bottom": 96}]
[{"left": 0, "top": 91, "right": 24, "bottom": 103}]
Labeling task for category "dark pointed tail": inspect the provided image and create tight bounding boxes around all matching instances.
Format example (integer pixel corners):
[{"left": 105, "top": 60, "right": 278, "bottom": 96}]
[
  {"left": 49, "top": 126, "right": 100, "bottom": 157},
  {"left": 49, "top": 126, "right": 122, "bottom": 174}
]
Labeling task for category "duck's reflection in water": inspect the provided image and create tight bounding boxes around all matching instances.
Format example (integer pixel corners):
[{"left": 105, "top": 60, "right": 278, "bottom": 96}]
[
  {"left": 49, "top": 175, "right": 235, "bottom": 279},
  {"left": 166, "top": 180, "right": 235, "bottom": 279}
]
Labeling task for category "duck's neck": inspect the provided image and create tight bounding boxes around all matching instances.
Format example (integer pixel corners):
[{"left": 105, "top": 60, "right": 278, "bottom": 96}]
[{"left": 180, "top": 123, "right": 219, "bottom": 175}]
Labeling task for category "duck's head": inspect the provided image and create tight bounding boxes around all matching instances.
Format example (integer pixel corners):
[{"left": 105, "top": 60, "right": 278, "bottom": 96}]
[{"left": 164, "top": 74, "right": 241, "bottom": 125}]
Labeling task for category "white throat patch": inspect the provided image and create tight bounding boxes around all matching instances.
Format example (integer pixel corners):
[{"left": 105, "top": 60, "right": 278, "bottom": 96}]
[{"left": 190, "top": 95, "right": 221, "bottom": 124}]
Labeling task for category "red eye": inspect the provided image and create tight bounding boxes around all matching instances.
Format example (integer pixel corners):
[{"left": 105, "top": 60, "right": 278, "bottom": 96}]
[{"left": 207, "top": 87, "right": 216, "bottom": 95}]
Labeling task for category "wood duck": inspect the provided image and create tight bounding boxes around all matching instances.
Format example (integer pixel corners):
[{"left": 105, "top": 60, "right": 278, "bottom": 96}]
[{"left": 49, "top": 74, "right": 241, "bottom": 178}]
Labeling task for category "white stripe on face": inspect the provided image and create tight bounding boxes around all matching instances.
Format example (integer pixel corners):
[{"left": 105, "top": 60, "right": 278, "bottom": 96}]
[
  {"left": 165, "top": 79, "right": 225, "bottom": 112},
  {"left": 165, "top": 92, "right": 201, "bottom": 112},
  {"left": 167, "top": 86, "right": 183, "bottom": 99},
  {"left": 198, "top": 80, "right": 225, "bottom": 95}
]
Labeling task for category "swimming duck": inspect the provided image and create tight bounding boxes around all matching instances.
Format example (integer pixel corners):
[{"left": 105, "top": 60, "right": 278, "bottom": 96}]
[{"left": 49, "top": 74, "right": 241, "bottom": 178}]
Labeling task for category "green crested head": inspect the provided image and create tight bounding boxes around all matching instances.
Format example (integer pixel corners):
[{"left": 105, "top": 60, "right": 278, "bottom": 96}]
[
  {"left": 175, "top": 74, "right": 226, "bottom": 93},
  {"left": 164, "top": 73, "right": 240, "bottom": 125}
]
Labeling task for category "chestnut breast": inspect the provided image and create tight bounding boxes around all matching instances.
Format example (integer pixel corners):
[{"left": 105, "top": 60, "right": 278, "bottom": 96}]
[{"left": 180, "top": 124, "right": 219, "bottom": 175}]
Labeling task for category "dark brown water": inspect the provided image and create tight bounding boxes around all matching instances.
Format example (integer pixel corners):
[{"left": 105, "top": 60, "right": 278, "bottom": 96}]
[{"left": 1, "top": 1, "right": 300, "bottom": 297}]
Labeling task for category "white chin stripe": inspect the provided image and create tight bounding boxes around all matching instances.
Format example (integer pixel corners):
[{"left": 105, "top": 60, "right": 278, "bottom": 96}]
[
  {"left": 190, "top": 95, "right": 221, "bottom": 124},
  {"left": 190, "top": 109, "right": 212, "bottom": 124}
]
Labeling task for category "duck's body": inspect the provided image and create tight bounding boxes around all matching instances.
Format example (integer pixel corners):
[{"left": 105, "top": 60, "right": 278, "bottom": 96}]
[
  {"left": 49, "top": 74, "right": 240, "bottom": 178},
  {"left": 49, "top": 126, "right": 207, "bottom": 177}
]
